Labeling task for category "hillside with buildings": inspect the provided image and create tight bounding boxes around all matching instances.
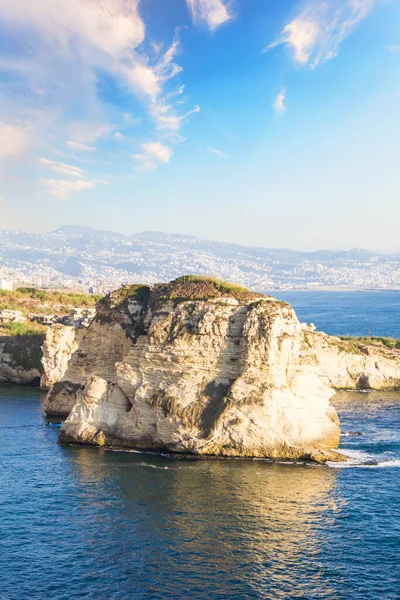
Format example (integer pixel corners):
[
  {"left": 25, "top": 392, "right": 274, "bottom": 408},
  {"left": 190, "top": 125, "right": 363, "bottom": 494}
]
[{"left": 1, "top": 226, "right": 399, "bottom": 293}]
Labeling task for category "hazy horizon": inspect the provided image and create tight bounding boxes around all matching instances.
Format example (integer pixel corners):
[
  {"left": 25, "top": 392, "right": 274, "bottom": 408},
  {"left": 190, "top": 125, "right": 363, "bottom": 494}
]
[
  {"left": 1, "top": 0, "right": 399, "bottom": 252},
  {"left": 1, "top": 223, "right": 400, "bottom": 255}
]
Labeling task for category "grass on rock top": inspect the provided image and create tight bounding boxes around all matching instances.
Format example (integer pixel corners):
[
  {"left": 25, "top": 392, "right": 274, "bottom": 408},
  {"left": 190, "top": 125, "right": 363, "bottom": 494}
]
[
  {"left": 98, "top": 284, "right": 151, "bottom": 311},
  {"left": 340, "top": 335, "right": 400, "bottom": 350},
  {"left": 0, "top": 288, "right": 102, "bottom": 316},
  {"left": 0, "top": 321, "right": 47, "bottom": 337},
  {"left": 151, "top": 275, "right": 267, "bottom": 305},
  {"left": 98, "top": 276, "right": 266, "bottom": 312}
]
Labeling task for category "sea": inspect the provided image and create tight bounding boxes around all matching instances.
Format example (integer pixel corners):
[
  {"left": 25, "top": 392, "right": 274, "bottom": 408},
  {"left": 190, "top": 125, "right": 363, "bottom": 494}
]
[{"left": 0, "top": 292, "right": 399, "bottom": 600}]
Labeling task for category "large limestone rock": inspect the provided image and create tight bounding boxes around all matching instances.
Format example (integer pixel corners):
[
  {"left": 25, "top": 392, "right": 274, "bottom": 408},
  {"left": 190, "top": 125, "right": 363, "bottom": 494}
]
[
  {"left": 52, "top": 280, "right": 343, "bottom": 461},
  {"left": 40, "top": 324, "right": 85, "bottom": 390},
  {"left": 40, "top": 309, "right": 96, "bottom": 391}
]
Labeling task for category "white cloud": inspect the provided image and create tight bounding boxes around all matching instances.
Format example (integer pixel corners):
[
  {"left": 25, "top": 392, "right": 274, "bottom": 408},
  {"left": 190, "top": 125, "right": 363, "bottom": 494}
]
[
  {"left": 273, "top": 90, "right": 286, "bottom": 115},
  {"left": 387, "top": 45, "right": 400, "bottom": 52},
  {"left": 141, "top": 142, "right": 172, "bottom": 163},
  {"left": 208, "top": 147, "right": 227, "bottom": 158},
  {"left": 186, "top": 0, "right": 232, "bottom": 30},
  {"left": 66, "top": 141, "right": 96, "bottom": 152},
  {"left": 0, "top": 0, "right": 145, "bottom": 62},
  {"left": 132, "top": 141, "right": 173, "bottom": 172},
  {"left": 39, "top": 158, "right": 85, "bottom": 177},
  {"left": 0, "top": 122, "right": 29, "bottom": 160},
  {"left": 129, "top": 64, "right": 161, "bottom": 99},
  {"left": 114, "top": 132, "right": 124, "bottom": 140},
  {"left": 267, "top": 0, "right": 375, "bottom": 67},
  {"left": 151, "top": 103, "right": 200, "bottom": 131},
  {"left": 0, "top": 0, "right": 199, "bottom": 170},
  {"left": 40, "top": 178, "right": 95, "bottom": 200}
]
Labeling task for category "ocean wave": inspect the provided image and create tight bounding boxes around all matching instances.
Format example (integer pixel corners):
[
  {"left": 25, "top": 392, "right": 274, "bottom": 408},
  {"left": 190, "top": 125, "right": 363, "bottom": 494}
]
[{"left": 328, "top": 449, "right": 400, "bottom": 469}]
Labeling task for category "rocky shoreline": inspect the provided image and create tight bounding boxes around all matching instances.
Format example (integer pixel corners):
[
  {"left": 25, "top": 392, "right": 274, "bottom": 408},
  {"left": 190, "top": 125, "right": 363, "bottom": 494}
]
[{"left": 2, "top": 278, "right": 400, "bottom": 463}]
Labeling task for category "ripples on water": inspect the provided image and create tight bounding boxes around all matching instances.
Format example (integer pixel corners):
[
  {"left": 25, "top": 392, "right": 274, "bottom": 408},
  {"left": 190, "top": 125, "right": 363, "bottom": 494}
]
[{"left": 0, "top": 386, "right": 399, "bottom": 600}]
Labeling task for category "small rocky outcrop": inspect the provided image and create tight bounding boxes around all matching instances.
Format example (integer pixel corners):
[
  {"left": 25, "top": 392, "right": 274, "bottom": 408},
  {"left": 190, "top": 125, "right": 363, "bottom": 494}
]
[
  {"left": 0, "top": 334, "right": 44, "bottom": 385},
  {"left": 304, "top": 330, "right": 400, "bottom": 390},
  {"left": 0, "top": 308, "right": 96, "bottom": 388},
  {"left": 45, "top": 279, "right": 344, "bottom": 462}
]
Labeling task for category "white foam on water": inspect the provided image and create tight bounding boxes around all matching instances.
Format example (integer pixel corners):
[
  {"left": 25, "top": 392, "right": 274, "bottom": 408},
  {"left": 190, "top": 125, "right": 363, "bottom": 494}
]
[
  {"left": 137, "top": 462, "right": 169, "bottom": 470},
  {"left": 328, "top": 449, "right": 400, "bottom": 469}
]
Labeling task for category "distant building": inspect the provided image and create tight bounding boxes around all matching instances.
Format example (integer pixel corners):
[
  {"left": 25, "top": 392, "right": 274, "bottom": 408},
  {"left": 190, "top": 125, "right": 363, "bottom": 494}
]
[{"left": 0, "top": 278, "right": 13, "bottom": 291}]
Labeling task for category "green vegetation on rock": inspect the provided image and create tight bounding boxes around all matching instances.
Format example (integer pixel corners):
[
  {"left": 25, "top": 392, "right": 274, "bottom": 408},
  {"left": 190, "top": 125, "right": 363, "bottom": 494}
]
[
  {"left": 0, "top": 321, "right": 47, "bottom": 337},
  {"left": 340, "top": 336, "right": 400, "bottom": 350},
  {"left": 150, "top": 275, "right": 264, "bottom": 306},
  {"left": 0, "top": 287, "right": 102, "bottom": 316},
  {"left": 172, "top": 275, "right": 249, "bottom": 295},
  {"left": 98, "top": 284, "right": 151, "bottom": 311},
  {"left": 1, "top": 334, "right": 45, "bottom": 372}
]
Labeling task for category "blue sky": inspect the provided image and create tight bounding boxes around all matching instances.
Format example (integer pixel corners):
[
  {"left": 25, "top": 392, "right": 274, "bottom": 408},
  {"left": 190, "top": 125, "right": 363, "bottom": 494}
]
[{"left": 0, "top": 0, "right": 399, "bottom": 251}]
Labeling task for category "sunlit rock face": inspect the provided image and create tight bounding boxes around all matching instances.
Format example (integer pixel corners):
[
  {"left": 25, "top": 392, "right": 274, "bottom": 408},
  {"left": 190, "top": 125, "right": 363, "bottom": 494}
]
[
  {"left": 40, "top": 325, "right": 85, "bottom": 391},
  {"left": 304, "top": 331, "right": 400, "bottom": 390},
  {"left": 41, "top": 310, "right": 96, "bottom": 392},
  {"left": 48, "top": 279, "right": 343, "bottom": 462}
]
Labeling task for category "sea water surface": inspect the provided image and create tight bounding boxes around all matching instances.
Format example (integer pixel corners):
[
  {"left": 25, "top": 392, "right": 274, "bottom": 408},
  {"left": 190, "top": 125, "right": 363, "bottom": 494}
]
[
  {"left": 1, "top": 292, "right": 400, "bottom": 600},
  {"left": 270, "top": 290, "right": 400, "bottom": 338}
]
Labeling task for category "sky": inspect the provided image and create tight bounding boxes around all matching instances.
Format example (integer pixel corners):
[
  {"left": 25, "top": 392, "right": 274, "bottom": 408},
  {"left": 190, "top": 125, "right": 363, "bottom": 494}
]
[{"left": 0, "top": 0, "right": 399, "bottom": 252}]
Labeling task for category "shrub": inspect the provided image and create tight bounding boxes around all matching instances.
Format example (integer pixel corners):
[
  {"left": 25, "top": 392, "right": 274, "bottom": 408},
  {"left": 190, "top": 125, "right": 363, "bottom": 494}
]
[{"left": 0, "top": 321, "right": 47, "bottom": 337}]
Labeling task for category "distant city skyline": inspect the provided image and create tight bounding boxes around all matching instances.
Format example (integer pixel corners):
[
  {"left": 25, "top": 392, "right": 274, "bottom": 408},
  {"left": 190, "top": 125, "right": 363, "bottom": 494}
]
[{"left": 0, "top": 0, "right": 399, "bottom": 252}]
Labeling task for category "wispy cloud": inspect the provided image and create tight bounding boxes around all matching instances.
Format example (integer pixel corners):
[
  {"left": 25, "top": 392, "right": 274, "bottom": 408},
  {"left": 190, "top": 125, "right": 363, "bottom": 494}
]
[
  {"left": 39, "top": 158, "right": 85, "bottom": 178},
  {"left": 186, "top": 0, "right": 233, "bottom": 31},
  {"left": 0, "top": 0, "right": 199, "bottom": 174},
  {"left": 387, "top": 45, "right": 400, "bottom": 52},
  {"left": 40, "top": 178, "right": 96, "bottom": 200},
  {"left": 273, "top": 90, "right": 286, "bottom": 115},
  {"left": 0, "top": 122, "right": 29, "bottom": 161},
  {"left": 39, "top": 157, "right": 106, "bottom": 198},
  {"left": 208, "top": 147, "right": 227, "bottom": 158},
  {"left": 266, "top": 0, "right": 375, "bottom": 67},
  {"left": 0, "top": 195, "right": 9, "bottom": 207},
  {"left": 66, "top": 141, "right": 96, "bottom": 153}
]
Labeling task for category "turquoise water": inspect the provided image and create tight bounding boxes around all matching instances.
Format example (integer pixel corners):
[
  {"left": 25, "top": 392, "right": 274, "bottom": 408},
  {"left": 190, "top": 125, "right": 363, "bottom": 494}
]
[{"left": 0, "top": 386, "right": 399, "bottom": 600}]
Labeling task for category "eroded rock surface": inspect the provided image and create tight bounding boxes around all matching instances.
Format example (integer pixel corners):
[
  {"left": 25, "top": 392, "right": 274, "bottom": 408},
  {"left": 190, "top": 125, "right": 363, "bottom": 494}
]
[
  {"left": 0, "top": 335, "right": 44, "bottom": 385},
  {"left": 304, "top": 330, "right": 400, "bottom": 390},
  {"left": 46, "top": 280, "right": 345, "bottom": 461},
  {"left": 40, "top": 309, "right": 96, "bottom": 391}
]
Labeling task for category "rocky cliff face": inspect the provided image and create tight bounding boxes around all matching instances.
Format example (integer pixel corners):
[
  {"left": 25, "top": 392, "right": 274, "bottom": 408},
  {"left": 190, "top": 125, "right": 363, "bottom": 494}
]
[
  {"left": 40, "top": 323, "right": 89, "bottom": 390},
  {"left": 304, "top": 330, "right": 400, "bottom": 390},
  {"left": 44, "top": 280, "right": 344, "bottom": 462},
  {"left": 0, "top": 334, "right": 44, "bottom": 385}
]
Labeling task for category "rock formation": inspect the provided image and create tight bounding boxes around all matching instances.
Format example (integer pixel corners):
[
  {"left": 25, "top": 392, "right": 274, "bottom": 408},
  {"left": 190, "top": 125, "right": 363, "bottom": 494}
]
[
  {"left": 43, "top": 279, "right": 400, "bottom": 462},
  {"left": 0, "top": 334, "right": 44, "bottom": 385},
  {"left": 0, "top": 308, "right": 95, "bottom": 388},
  {"left": 40, "top": 324, "right": 86, "bottom": 390},
  {"left": 304, "top": 330, "right": 400, "bottom": 390},
  {"left": 42, "top": 279, "right": 344, "bottom": 462},
  {"left": 40, "top": 308, "right": 95, "bottom": 390}
]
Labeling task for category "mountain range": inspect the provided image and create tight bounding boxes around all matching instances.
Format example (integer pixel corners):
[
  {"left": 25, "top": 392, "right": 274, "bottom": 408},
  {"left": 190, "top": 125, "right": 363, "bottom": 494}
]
[{"left": 0, "top": 226, "right": 399, "bottom": 291}]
